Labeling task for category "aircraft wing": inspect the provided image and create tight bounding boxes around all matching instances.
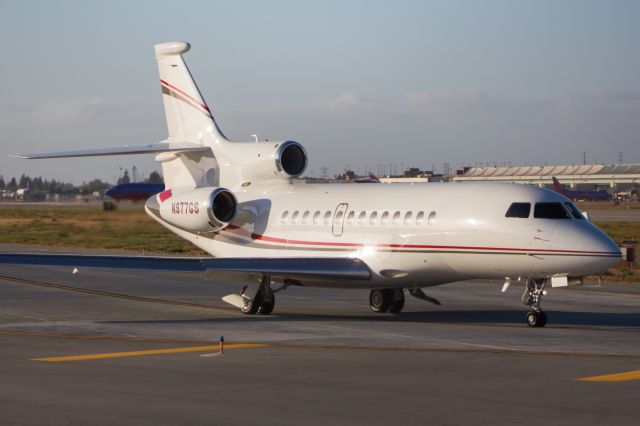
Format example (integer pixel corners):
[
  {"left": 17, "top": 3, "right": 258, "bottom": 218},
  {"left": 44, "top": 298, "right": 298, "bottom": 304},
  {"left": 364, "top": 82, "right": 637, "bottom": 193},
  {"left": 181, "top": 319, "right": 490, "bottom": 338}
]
[
  {"left": 12, "top": 140, "right": 211, "bottom": 159},
  {"left": 0, "top": 253, "right": 371, "bottom": 281}
]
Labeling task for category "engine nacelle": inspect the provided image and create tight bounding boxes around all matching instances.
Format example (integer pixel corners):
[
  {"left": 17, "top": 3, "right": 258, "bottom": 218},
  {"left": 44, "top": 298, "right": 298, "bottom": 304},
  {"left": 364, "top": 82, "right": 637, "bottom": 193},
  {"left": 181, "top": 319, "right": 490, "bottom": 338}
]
[
  {"left": 215, "top": 140, "right": 308, "bottom": 187},
  {"left": 274, "top": 140, "right": 307, "bottom": 178},
  {"left": 154, "top": 187, "right": 237, "bottom": 233}
]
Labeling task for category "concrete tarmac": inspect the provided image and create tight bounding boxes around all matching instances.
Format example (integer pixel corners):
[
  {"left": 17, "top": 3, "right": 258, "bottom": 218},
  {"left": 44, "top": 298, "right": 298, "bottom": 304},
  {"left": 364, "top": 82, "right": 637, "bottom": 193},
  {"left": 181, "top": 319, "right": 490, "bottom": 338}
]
[{"left": 0, "top": 262, "right": 638, "bottom": 425}]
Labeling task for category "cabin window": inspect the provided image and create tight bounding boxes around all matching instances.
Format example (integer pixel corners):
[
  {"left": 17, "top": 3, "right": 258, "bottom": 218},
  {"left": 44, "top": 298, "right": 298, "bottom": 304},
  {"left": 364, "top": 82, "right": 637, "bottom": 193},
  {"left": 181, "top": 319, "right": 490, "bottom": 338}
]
[
  {"left": 564, "top": 202, "right": 585, "bottom": 220},
  {"left": 323, "top": 210, "right": 332, "bottom": 225},
  {"left": 416, "top": 211, "right": 425, "bottom": 225},
  {"left": 358, "top": 211, "right": 366, "bottom": 225},
  {"left": 291, "top": 210, "right": 300, "bottom": 224},
  {"left": 392, "top": 211, "right": 401, "bottom": 226},
  {"left": 346, "top": 211, "right": 355, "bottom": 225},
  {"left": 335, "top": 210, "right": 345, "bottom": 224},
  {"left": 281, "top": 210, "right": 289, "bottom": 224},
  {"left": 302, "top": 210, "right": 310, "bottom": 224},
  {"left": 534, "top": 202, "right": 570, "bottom": 219},
  {"left": 404, "top": 212, "right": 413, "bottom": 226},
  {"left": 369, "top": 211, "right": 378, "bottom": 225},
  {"left": 381, "top": 211, "right": 390, "bottom": 225},
  {"left": 505, "top": 202, "right": 531, "bottom": 218},
  {"left": 313, "top": 211, "right": 321, "bottom": 225},
  {"left": 427, "top": 211, "right": 436, "bottom": 225}
]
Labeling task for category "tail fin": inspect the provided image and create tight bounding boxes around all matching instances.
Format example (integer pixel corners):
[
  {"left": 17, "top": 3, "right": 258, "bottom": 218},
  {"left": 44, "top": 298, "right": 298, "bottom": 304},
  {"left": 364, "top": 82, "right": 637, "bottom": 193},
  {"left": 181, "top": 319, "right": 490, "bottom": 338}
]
[
  {"left": 552, "top": 177, "right": 563, "bottom": 192},
  {"left": 154, "top": 42, "right": 227, "bottom": 143}
]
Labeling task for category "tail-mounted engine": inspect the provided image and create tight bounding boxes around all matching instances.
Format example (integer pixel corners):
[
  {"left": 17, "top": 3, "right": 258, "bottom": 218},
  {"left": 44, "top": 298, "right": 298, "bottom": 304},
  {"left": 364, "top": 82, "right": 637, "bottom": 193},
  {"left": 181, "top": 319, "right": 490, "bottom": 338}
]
[
  {"left": 152, "top": 187, "right": 237, "bottom": 233},
  {"left": 215, "top": 140, "right": 308, "bottom": 187},
  {"left": 275, "top": 140, "right": 307, "bottom": 178}
]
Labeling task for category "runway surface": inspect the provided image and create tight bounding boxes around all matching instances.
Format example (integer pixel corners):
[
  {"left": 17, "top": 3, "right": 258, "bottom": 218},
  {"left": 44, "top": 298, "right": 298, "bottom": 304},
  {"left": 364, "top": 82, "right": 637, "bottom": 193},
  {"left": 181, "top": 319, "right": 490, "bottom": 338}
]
[{"left": 0, "top": 261, "right": 638, "bottom": 424}]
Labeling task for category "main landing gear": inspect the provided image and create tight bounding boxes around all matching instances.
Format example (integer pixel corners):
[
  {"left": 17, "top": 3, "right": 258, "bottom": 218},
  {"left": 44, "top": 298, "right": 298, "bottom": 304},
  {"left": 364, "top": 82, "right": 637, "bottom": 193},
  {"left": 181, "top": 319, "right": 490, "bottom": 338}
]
[
  {"left": 522, "top": 279, "right": 548, "bottom": 328},
  {"left": 369, "top": 289, "right": 405, "bottom": 313},
  {"left": 369, "top": 288, "right": 441, "bottom": 314},
  {"left": 241, "top": 275, "right": 275, "bottom": 315}
]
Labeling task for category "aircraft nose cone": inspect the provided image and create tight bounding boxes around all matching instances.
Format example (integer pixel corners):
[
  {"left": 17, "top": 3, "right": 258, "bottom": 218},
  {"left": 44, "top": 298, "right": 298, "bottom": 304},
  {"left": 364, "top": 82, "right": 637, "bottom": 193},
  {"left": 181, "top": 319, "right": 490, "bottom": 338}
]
[{"left": 583, "top": 225, "right": 622, "bottom": 273}]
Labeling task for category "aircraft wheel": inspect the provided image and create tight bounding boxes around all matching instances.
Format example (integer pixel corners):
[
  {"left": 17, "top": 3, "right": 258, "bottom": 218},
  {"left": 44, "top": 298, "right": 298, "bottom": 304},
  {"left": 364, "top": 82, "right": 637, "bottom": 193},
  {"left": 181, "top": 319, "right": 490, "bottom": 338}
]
[
  {"left": 370, "top": 289, "right": 391, "bottom": 313},
  {"left": 526, "top": 310, "right": 547, "bottom": 328},
  {"left": 388, "top": 289, "right": 405, "bottom": 313},
  {"left": 241, "top": 286, "right": 262, "bottom": 315},
  {"left": 241, "top": 299, "right": 260, "bottom": 315},
  {"left": 258, "top": 294, "right": 275, "bottom": 315}
]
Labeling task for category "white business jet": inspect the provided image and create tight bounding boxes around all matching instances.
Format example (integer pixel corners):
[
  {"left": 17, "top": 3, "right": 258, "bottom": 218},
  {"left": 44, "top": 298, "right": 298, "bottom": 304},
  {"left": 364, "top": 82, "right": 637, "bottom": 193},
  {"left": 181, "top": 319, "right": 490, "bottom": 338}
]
[{"left": 2, "top": 42, "right": 621, "bottom": 327}]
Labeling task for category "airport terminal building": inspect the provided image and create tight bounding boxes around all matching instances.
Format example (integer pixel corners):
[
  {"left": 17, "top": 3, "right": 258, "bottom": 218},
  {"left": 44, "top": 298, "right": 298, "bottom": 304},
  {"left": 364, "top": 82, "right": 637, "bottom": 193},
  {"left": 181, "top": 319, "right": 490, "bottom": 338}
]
[{"left": 453, "top": 164, "right": 640, "bottom": 194}]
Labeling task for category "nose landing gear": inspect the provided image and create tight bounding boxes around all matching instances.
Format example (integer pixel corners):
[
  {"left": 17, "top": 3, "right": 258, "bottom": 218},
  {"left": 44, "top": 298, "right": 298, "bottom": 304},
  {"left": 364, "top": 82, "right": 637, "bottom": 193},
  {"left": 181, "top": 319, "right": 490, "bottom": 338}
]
[{"left": 522, "top": 279, "right": 548, "bottom": 327}]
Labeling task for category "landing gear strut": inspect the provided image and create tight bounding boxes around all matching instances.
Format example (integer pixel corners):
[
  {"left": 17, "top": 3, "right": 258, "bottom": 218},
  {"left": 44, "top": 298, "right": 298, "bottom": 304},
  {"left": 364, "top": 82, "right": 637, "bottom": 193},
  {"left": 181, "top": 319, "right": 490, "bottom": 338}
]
[
  {"left": 369, "top": 289, "right": 405, "bottom": 313},
  {"left": 241, "top": 275, "right": 275, "bottom": 315},
  {"left": 522, "top": 279, "right": 548, "bottom": 327}
]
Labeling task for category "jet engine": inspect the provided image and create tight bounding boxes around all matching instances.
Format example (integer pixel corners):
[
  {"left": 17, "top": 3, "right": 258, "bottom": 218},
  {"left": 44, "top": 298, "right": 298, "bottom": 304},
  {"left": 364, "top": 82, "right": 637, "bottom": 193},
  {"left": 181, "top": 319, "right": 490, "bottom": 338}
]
[
  {"left": 154, "top": 187, "right": 237, "bottom": 232},
  {"left": 215, "top": 140, "right": 308, "bottom": 187},
  {"left": 274, "top": 140, "right": 307, "bottom": 178}
]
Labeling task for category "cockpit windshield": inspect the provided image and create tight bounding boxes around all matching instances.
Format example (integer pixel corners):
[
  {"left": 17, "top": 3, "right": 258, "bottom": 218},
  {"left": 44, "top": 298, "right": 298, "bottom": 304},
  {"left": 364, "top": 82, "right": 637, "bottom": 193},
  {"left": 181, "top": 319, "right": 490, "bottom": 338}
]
[
  {"left": 506, "top": 202, "right": 586, "bottom": 220},
  {"left": 505, "top": 203, "right": 531, "bottom": 218},
  {"left": 563, "top": 202, "right": 585, "bottom": 220},
  {"left": 534, "top": 202, "right": 571, "bottom": 219}
]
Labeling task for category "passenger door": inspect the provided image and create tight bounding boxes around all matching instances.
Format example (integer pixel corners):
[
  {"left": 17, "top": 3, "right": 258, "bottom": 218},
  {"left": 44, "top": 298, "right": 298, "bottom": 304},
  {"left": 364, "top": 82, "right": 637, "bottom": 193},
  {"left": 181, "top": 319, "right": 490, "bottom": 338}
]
[{"left": 332, "top": 203, "right": 348, "bottom": 237}]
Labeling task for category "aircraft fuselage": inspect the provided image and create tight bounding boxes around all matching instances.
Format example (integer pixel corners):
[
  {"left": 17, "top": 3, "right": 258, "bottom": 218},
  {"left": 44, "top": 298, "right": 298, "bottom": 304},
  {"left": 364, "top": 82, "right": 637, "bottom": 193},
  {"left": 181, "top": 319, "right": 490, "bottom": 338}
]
[{"left": 146, "top": 181, "right": 620, "bottom": 289}]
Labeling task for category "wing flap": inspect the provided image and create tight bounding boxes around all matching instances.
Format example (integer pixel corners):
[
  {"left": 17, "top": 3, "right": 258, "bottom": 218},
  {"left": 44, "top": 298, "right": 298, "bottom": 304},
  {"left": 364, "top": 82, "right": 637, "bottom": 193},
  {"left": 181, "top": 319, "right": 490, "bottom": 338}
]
[
  {"left": 0, "top": 254, "right": 371, "bottom": 280},
  {"left": 12, "top": 141, "right": 211, "bottom": 159}
]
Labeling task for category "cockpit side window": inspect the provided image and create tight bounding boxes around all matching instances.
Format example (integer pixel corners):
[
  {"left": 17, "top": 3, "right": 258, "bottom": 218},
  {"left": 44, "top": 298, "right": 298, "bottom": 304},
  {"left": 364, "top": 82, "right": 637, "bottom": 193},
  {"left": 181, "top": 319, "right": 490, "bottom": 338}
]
[
  {"left": 505, "top": 202, "right": 531, "bottom": 218},
  {"left": 564, "top": 202, "right": 585, "bottom": 220},
  {"left": 534, "top": 202, "right": 570, "bottom": 219}
]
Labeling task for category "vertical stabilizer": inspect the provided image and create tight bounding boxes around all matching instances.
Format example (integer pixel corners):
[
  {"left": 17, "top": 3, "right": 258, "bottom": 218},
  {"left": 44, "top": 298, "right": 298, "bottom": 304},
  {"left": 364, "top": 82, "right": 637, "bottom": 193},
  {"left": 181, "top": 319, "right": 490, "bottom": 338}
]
[
  {"left": 154, "top": 42, "right": 228, "bottom": 190},
  {"left": 154, "top": 42, "right": 227, "bottom": 143}
]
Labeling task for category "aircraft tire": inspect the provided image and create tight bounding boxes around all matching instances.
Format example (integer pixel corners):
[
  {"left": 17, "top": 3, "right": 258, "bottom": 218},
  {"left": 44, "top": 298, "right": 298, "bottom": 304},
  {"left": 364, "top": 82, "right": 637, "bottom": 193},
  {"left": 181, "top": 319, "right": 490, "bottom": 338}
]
[
  {"left": 241, "top": 299, "right": 260, "bottom": 315},
  {"left": 370, "top": 289, "right": 391, "bottom": 313},
  {"left": 526, "top": 310, "right": 547, "bottom": 328},
  {"left": 388, "top": 289, "right": 405, "bottom": 313},
  {"left": 241, "top": 287, "right": 262, "bottom": 315},
  {"left": 258, "top": 294, "right": 275, "bottom": 315}
]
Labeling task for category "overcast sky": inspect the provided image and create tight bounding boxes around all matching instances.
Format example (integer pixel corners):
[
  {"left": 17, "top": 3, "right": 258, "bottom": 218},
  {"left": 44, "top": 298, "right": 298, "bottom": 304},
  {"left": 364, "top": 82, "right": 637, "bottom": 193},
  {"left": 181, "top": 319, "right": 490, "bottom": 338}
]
[{"left": 1, "top": 0, "right": 639, "bottom": 183}]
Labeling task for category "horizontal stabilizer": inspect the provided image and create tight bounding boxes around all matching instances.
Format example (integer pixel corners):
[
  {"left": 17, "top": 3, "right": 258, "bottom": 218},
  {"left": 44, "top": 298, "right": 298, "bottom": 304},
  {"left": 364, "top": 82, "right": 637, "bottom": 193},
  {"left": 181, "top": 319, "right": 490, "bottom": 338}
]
[{"left": 12, "top": 141, "right": 210, "bottom": 159}]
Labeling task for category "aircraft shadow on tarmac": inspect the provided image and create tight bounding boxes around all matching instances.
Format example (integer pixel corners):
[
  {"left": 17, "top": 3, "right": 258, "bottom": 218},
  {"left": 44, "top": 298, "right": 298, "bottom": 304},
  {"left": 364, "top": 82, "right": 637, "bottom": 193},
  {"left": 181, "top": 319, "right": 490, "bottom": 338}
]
[{"left": 100, "top": 309, "right": 640, "bottom": 328}]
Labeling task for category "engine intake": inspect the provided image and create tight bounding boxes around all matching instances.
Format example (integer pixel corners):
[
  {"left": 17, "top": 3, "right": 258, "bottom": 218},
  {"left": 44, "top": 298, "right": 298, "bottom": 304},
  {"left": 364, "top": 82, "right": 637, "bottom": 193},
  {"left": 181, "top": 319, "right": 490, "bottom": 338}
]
[
  {"left": 208, "top": 188, "right": 237, "bottom": 228},
  {"left": 276, "top": 141, "right": 307, "bottom": 178}
]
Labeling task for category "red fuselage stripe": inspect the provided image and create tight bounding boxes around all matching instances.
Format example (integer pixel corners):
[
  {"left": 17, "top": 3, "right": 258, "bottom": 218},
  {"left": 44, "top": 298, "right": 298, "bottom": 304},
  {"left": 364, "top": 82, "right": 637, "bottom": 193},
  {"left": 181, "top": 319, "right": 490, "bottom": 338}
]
[
  {"left": 160, "top": 80, "right": 211, "bottom": 112},
  {"left": 223, "top": 226, "right": 619, "bottom": 256}
]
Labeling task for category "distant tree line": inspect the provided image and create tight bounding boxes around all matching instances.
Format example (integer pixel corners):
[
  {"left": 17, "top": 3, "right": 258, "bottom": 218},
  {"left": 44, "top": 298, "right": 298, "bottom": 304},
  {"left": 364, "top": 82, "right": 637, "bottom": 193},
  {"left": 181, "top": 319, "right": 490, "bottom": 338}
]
[{"left": 0, "top": 169, "right": 164, "bottom": 196}]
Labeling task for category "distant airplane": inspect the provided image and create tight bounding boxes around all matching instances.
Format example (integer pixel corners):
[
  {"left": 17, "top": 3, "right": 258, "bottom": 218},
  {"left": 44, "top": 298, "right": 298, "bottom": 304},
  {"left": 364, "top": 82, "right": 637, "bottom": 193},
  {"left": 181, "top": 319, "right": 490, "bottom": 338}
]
[
  {"left": 552, "top": 177, "right": 611, "bottom": 201},
  {"left": 106, "top": 183, "right": 165, "bottom": 201},
  {"left": 1, "top": 42, "right": 622, "bottom": 328},
  {"left": 16, "top": 187, "right": 29, "bottom": 201}
]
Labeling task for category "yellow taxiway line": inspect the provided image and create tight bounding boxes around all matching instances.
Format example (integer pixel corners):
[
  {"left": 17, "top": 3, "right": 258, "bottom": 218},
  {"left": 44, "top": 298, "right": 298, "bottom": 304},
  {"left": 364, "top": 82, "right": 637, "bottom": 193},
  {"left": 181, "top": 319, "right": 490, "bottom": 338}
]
[
  {"left": 32, "top": 343, "right": 269, "bottom": 362},
  {"left": 578, "top": 369, "right": 640, "bottom": 382}
]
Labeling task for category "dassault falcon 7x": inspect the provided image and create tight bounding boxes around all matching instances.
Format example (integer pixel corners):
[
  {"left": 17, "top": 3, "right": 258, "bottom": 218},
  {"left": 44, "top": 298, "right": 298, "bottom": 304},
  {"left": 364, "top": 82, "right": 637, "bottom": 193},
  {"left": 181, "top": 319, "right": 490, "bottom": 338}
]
[{"left": 2, "top": 42, "right": 621, "bottom": 327}]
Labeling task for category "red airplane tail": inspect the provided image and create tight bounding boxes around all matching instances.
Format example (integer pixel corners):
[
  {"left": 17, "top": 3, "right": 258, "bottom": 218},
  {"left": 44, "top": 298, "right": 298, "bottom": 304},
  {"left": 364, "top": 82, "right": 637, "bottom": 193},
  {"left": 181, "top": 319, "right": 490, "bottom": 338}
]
[{"left": 552, "top": 177, "right": 563, "bottom": 192}]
